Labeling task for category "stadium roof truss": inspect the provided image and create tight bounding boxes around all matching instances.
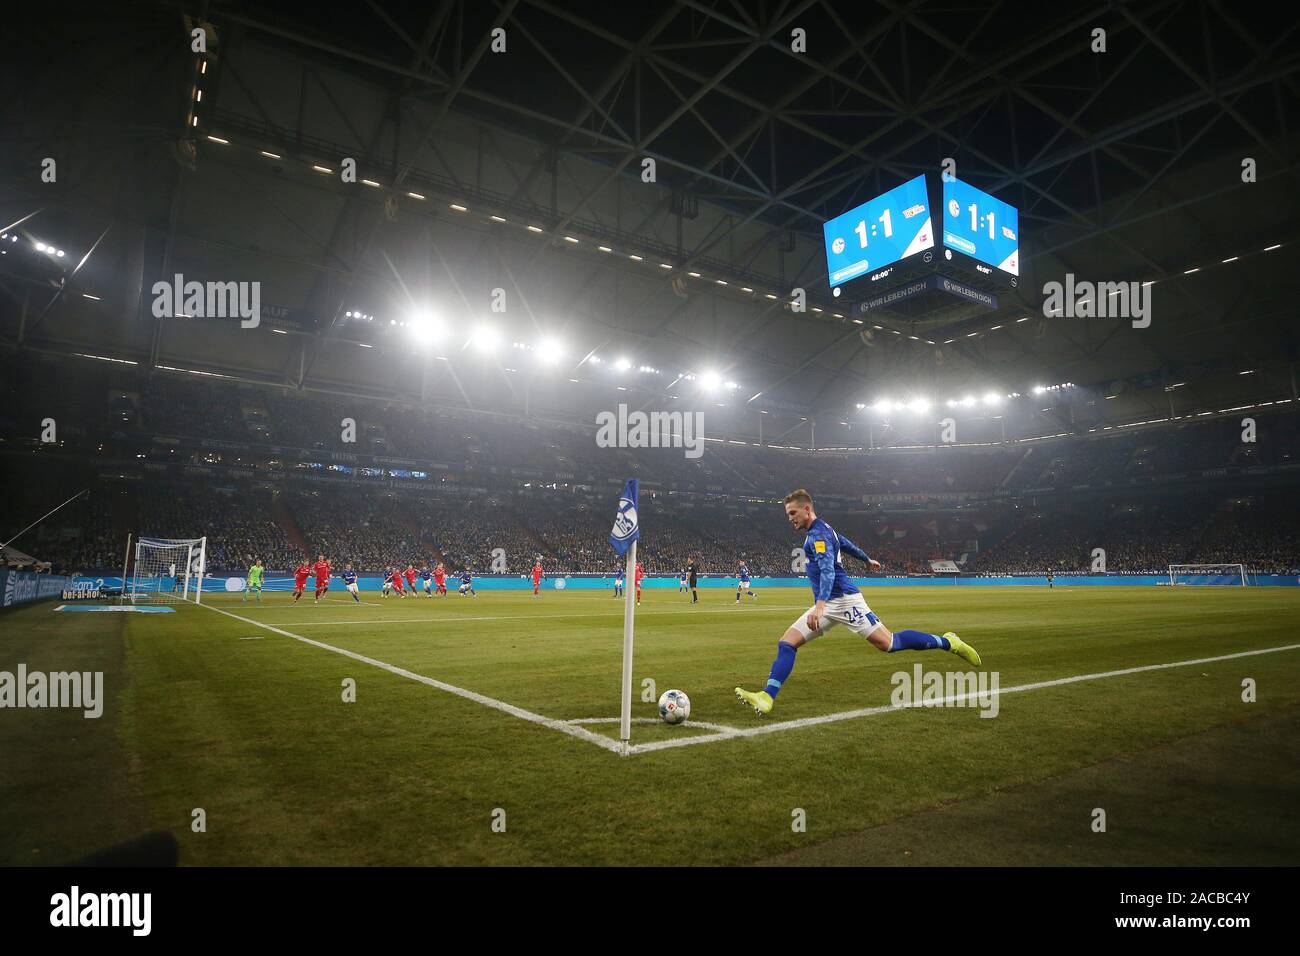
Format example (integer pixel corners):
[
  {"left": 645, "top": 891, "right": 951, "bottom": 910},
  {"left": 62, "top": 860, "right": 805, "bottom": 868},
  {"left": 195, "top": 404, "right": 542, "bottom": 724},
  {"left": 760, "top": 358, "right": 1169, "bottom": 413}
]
[{"left": 2, "top": 0, "right": 1298, "bottom": 444}]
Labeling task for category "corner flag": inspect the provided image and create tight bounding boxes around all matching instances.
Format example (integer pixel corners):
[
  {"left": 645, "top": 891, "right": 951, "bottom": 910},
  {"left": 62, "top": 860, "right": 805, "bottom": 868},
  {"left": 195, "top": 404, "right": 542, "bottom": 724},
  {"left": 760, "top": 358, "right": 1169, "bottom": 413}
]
[
  {"left": 609, "top": 478, "right": 639, "bottom": 555},
  {"left": 611, "top": 478, "right": 639, "bottom": 752}
]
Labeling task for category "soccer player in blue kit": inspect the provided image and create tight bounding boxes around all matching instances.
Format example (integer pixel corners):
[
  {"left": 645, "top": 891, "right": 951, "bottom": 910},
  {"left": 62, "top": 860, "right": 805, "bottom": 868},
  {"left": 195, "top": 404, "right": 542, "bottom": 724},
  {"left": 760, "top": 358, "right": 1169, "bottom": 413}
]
[
  {"left": 735, "top": 561, "right": 757, "bottom": 603},
  {"left": 341, "top": 564, "right": 361, "bottom": 602},
  {"left": 735, "top": 489, "right": 982, "bottom": 715},
  {"left": 458, "top": 568, "right": 476, "bottom": 597}
]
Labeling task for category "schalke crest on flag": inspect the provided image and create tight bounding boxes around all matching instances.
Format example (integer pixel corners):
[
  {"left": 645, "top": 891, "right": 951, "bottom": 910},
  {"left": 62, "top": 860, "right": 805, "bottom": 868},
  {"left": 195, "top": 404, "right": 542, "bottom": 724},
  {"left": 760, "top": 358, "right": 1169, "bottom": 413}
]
[{"left": 609, "top": 478, "right": 640, "bottom": 555}]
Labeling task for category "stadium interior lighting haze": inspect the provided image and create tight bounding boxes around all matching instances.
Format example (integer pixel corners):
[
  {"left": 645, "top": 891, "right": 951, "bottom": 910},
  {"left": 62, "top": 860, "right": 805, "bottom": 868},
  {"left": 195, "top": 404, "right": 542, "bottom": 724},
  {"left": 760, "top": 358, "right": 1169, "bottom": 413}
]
[
  {"left": 471, "top": 326, "right": 499, "bottom": 353},
  {"left": 536, "top": 339, "right": 563, "bottom": 364},
  {"left": 408, "top": 309, "right": 439, "bottom": 336}
]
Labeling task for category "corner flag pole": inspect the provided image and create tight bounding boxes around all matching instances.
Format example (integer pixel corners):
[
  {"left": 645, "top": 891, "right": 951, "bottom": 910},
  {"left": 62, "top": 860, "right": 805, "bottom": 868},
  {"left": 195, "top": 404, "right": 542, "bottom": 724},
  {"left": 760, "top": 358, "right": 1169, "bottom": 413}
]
[
  {"left": 610, "top": 478, "right": 640, "bottom": 756},
  {"left": 619, "top": 539, "right": 637, "bottom": 752}
]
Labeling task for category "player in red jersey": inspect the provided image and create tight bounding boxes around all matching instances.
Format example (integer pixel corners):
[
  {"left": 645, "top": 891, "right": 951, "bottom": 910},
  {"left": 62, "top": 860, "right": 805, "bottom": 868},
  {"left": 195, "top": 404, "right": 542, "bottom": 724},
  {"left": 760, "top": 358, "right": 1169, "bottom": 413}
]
[
  {"left": 391, "top": 568, "right": 406, "bottom": 597},
  {"left": 313, "top": 554, "right": 331, "bottom": 603},
  {"left": 532, "top": 558, "right": 544, "bottom": 597},
  {"left": 293, "top": 557, "right": 311, "bottom": 603},
  {"left": 404, "top": 564, "right": 417, "bottom": 593},
  {"left": 434, "top": 563, "right": 447, "bottom": 596},
  {"left": 635, "top": 560, "right": 645, "bottom": 606}
]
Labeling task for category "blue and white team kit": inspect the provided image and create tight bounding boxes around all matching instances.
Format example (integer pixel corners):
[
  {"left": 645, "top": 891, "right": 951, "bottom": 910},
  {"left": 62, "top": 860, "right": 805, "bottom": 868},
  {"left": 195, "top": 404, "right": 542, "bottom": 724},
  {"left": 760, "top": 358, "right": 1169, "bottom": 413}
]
[{"left": 789, "top": 517, "right": 883, "bottom": 641}]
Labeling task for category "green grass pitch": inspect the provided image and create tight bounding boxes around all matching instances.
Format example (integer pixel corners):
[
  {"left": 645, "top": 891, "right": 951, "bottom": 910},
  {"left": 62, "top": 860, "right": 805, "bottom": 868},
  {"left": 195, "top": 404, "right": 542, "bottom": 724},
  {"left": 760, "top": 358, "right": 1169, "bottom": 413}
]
[{"left": 3, "top": 585, "right": 1299, "bottom": 866}]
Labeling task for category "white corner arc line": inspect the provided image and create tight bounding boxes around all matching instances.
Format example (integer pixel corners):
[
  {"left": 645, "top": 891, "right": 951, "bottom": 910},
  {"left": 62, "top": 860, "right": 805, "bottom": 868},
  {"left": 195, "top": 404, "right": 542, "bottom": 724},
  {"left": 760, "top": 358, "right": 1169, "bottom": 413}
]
[
  {"left": 626, "top": 642, "right": 1300, "bottom": 755},
  {"left": 566, "top": 717, "right": 742, "bottom": 733},
  {"left": 196, "top": 601, "right": 625, "bottom": 754}
]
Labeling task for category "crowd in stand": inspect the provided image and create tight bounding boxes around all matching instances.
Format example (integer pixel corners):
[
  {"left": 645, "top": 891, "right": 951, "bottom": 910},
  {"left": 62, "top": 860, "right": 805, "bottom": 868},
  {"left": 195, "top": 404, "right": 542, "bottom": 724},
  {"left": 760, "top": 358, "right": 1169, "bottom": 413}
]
[
  {"left": 3, "top": 360, "right": 1298, "bottom": 577},
  {"left": 287, "top": 493, "right": 426, "bottom": 570},
  {"left": 149, "top": 489, "right": 299, "bottom": 570},
  {"left": 9, "top": 474, "right": 1296, "bottom": 578}
]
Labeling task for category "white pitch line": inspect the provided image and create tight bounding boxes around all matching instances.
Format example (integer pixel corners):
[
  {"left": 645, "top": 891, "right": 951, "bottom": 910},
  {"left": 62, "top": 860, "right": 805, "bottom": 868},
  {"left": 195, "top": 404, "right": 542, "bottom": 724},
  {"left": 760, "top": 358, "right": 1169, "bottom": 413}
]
[
  {"left": 566, "top": 716, "right": 742, "bottom": 734},
  {"left": 184, "top": 605, "right": 1300, "bottom": 759},
  {"left": 195, "top": 601, "right": 625, "bottom": 754},
  {"left": 213, "top": 599, "right": 387, "bottom": 607},
  {"left": 626, "top": 642, "right": 1300, "bottom": 755},
  {"left": 249, "top": 604, "right": 811, "bottom": 628}
]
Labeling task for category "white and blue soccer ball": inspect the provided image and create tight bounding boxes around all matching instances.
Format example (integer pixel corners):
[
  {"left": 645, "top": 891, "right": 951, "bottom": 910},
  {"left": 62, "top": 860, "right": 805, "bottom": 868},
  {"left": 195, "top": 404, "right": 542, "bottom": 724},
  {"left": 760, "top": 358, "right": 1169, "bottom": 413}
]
[{"left": 658, "top": 689, "right": 691, "bottom": 725}]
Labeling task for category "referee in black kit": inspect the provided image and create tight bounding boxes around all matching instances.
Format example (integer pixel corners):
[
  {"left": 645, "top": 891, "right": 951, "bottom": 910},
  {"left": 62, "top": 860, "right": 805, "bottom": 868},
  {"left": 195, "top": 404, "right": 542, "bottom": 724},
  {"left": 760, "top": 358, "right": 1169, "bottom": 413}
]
[{"left": 688, "top": 557, "right": 699, "bottom": 604}]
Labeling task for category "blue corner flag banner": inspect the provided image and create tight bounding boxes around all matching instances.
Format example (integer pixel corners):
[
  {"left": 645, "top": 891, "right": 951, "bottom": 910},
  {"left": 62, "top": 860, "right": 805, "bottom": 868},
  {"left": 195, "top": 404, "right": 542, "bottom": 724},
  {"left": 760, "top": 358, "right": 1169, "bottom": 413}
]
[{"left": 609, "top": 478, "right": 640, "bottom": 556}]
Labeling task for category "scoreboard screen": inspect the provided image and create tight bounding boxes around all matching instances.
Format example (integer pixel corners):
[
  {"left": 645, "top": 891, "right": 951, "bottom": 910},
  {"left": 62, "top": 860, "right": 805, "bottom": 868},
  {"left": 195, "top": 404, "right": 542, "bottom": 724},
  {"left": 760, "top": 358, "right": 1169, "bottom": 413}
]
[
  {"left": 822, "top": 175, "right": 934, "bottom": 288},
  {"left": 941, "top": 178, "right": 1019, "bottom": 276}
]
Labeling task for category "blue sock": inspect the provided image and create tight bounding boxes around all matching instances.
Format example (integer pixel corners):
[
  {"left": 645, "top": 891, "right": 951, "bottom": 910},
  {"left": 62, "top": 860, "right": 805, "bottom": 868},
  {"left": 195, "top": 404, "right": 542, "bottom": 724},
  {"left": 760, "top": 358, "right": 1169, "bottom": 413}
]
[
  {"left": 764, "top": 641, "right": 798, "bottom": 698},
  {"left": 889, "top": 629, "right": 951, "bottom": 652}
]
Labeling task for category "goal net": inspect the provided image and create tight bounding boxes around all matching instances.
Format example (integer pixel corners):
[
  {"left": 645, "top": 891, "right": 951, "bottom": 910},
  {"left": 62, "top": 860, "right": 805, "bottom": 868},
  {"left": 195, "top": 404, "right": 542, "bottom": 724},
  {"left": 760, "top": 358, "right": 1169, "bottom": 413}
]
[
  {"left": 1168, "top": 563, "right": 1247, "bottom": 587},
  {"left": 129, "top": 536, "right": 208, "bottom": 604}
]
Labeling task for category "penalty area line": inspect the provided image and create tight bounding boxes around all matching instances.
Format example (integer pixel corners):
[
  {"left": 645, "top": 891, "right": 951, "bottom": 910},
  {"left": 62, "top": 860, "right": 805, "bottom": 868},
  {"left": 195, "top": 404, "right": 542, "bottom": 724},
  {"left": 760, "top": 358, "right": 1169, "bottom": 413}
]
[
  {"left": 626, "top": 642, "right": 1300, "bottom": 755},
  {"left": 195, "top": 601, "right": 625, "bottom": 754}
]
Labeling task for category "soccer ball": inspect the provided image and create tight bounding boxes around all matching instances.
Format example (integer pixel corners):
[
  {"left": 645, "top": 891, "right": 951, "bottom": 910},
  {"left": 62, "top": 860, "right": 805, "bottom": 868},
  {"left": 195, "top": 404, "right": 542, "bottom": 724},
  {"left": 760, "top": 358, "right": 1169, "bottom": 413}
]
[{"left": 658, "top": 689, "right": 691, "bottom": 725}]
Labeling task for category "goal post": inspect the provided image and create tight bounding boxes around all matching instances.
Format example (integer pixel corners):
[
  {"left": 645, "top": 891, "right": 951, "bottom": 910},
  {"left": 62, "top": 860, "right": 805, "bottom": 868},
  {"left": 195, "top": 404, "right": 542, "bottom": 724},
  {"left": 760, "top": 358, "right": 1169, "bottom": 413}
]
[
  {"left": 1168, "top": 563, "right": 1247, "bottom": 587},
  {"left": 129, "top": 536, "right": 208, "bottom": 604}
]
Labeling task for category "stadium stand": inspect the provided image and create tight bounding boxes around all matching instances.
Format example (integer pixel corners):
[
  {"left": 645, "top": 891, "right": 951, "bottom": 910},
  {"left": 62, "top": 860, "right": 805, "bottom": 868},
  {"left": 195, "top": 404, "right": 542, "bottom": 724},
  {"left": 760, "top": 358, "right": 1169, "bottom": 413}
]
[{"left": 2, "top": 358, "right": 1297, "bottom": 576}]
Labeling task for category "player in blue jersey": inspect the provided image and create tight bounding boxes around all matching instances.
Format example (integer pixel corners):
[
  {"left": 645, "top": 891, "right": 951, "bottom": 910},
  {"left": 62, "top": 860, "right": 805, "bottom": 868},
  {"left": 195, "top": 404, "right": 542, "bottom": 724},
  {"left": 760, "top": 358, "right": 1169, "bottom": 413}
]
[
  {"left": 458, "top": 568, "right": 476, "bottom": 597},
  {"left": 679, "top": 569, "right": 689, "bottom": 594},
  {"left": 613, "top": 562, "right": 624, "bottom": 598},
  {"left": 735, "top": 561, "right": 757, "bottom": 603},
  {"left": 735, "top": 489, "right": 981, "bottom": 715},
  {"left": 381, "top": 568, "right": 393, "bottom": 598},
  {"left": 341, "top": 564, "right": 361, "bottom": 603},
  {"left": 419, "top": 567, "right": 433, "bottom": 596}
]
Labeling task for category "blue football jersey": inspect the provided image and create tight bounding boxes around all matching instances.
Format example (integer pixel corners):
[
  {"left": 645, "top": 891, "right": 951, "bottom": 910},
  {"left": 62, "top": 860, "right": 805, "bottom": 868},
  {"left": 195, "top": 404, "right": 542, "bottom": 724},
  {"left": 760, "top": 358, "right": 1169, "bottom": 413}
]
[
  {"left": 342, "top": 569, "right": 358, "bottom": 585},
  {"left": 803, "top": 517, "right": 871, "bottom": 601}
]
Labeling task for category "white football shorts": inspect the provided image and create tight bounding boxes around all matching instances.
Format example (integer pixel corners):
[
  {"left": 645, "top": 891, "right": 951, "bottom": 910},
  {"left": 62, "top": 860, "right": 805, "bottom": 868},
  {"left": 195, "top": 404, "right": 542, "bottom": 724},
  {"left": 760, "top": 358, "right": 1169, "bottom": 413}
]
[
  {"left": 788, "top": 592, "right": 884, "bottom": 642},
  {"left": 346, "top": 583, "right": 358, "bottom": 594}
]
